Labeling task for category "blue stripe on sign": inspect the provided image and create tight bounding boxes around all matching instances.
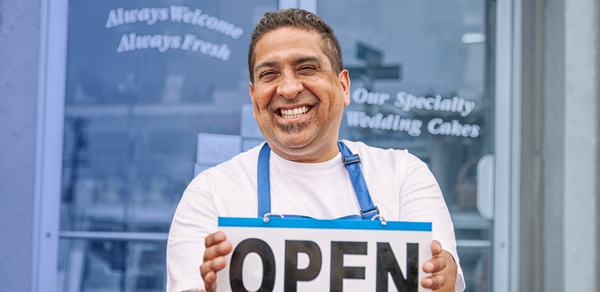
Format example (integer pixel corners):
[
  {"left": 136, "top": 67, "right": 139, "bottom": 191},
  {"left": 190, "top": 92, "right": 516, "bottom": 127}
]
[{"left": 218, "top": 217, "right": 432, "bottom": 232}]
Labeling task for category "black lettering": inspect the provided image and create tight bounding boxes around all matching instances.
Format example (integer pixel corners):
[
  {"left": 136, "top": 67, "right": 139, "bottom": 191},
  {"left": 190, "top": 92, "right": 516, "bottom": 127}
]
[
  {"left": 284, "top": 240, "right": 322, "bottom": 292},
  {"left": 376, "top": 242, "right": 418, "bottom": 292},
  {"left": 229, "top": 239, "right": 275, "bottom": 292},
  {"left": 330, "top": 241, "right": 367, "bottom": 292}
]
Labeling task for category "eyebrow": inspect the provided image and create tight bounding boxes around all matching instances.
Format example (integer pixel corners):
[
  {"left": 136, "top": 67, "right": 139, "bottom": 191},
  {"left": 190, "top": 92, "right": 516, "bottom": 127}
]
[
  {"left": 293, "top": 56, "right": 321, "bottom": 66},
  {"left": 254, "top": 60, "right": 278, "bottom": 74},
  {"left": 254, "top": 56, "right": 322, "bottom": 74}
]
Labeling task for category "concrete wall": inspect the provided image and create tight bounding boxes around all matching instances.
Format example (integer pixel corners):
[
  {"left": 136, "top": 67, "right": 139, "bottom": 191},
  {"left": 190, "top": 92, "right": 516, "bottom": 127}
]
[
  {"left": 519, "top": 0, "right": 599, "bottom": 291},
  {"left": 519, "top": 0, "right": 546, "bottom": 290},
  {"left": 558, "top": 0, "right": 599, "bottom": 289},
  {"left": 0, "top": 0, "right": 41, "bottom": 290}
]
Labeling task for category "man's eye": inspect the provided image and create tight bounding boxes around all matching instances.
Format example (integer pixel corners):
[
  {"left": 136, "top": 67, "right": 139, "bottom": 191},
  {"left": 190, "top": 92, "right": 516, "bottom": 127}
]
[
  {"left": 259, "top": 71, "right": 277, "bottom": 80},
  {"left": 299, "top": 66, "right": 316, "bottom": 74}
]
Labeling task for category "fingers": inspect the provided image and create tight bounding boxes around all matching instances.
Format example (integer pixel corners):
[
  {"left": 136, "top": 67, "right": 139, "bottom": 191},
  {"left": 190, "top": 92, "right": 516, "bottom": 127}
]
[
  {"left": 201, "top": 256, "right": 228, "bottom": 276},
  {"left": 431, "top": 240, "right": 442, "bottom": 256},
  {"left": 202, "top": 259, "right": 226, "bottom": 291},
  {"left": 201, "top": 232, "right": 233, "bottom": 292},
  {"left": 201, "top": 250, "right": 230, "bottom": 292},
  {"left": 423, "top": 240, "right": 446, "bottom": 274},
  {"left": 422, "top": 241, "right": 456, "bottom": 291},
  {"left": 201, "top": 267, "right": 217, "bottom": 292},
  {"left": 421, "top": 274, "right": 446, "bottom": 290},
  {"left": 204, "top": 232, "right": 233, "bottom": 262},
  {"left": 423, "top": 253, "right": 446, "bottom": 273},
  {"left": 205, "top": 231, "right": 226, "bottom": 248},
  {"left": 203, "top": 241, "right": 233, "bottom": 262}
]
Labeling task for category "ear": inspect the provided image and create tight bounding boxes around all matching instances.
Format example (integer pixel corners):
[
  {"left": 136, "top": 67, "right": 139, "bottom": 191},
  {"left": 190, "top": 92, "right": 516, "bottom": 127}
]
[
  {"left": 339, "top": 70, "right": 351, "bottom": 106},
  {"left": 249, "top": 82, "right": 257, "bottom": 118}
]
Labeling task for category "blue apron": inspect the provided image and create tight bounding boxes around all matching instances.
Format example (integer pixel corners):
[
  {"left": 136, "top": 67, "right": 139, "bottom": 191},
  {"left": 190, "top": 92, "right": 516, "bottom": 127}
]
[{"left": 257, "top": 141, "right": 384, "bottom": 223}]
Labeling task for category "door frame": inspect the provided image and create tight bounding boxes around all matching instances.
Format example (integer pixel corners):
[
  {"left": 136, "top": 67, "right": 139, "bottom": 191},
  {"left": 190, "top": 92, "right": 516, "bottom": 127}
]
[{"left": 32, "top": 0, "right": 521, "bottom": 291}]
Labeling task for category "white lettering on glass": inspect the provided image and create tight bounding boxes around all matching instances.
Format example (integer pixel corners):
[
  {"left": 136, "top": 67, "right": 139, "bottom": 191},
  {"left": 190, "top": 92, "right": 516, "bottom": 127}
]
[
  {"left": 116, "top": 33, "right": 231, "bottom": 61},
  {"left": 394, "top": 91, "right": 476, "bottom": 117},
  {"left": 106, "top": 6, "right": 244, "bottom": 39},
  {"left": 346, "top": 111, "right": 423, "bottom": 137}
]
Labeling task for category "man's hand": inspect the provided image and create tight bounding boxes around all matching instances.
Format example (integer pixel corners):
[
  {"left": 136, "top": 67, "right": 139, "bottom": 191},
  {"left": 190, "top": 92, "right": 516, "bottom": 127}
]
[
  {"left": 421, "top": 240, "right": 457, "bottom": 292},
  {"left": 200, "top": 231, "right": 233, "bottom": 292}
]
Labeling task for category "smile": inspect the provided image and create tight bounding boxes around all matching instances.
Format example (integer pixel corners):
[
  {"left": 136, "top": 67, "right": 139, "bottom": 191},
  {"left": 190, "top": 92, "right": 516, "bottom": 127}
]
[{"left": 279, "top": 106, "right": 311, "bottom": 119}]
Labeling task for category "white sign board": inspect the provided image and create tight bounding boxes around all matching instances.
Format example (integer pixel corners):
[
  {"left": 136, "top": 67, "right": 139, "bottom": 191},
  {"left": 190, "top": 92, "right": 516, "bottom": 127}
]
[{"left": 217, "top": 217, "right": 432, "bottom": 292}]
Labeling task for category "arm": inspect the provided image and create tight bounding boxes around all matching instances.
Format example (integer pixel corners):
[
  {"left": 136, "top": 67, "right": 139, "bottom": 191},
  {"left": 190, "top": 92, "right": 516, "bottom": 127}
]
[
  {"left": 167, "top": 174, "right": 220, "bottom": 292},
  {"left": 180, "top": 231, "right": 232, "bottom": 292},
  {"left": 398, "top": 154, "right": 463, "bottom": 291}
]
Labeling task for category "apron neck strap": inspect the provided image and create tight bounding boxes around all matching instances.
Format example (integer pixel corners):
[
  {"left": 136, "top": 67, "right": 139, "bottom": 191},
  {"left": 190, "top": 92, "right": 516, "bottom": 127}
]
[
  {"left": 257, "top": 142, "right": 380, "bottom": 220},
  {"left": 337, "top": 142, "right": 379, "bottom": 219},
  {"left": 257, "top": 143, "right": 271, "bottom": 218}
]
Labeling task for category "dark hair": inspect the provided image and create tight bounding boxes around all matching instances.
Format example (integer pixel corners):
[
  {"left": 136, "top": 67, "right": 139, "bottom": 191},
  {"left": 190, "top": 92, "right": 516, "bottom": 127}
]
[{"left": 248, "top": 8, "right": 343, "bottom": 83}]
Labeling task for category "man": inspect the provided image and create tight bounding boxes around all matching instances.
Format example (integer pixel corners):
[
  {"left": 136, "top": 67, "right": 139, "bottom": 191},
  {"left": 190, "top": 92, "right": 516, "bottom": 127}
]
[{"left": 167, "top": 8, "right": 464, "bottom": 292}]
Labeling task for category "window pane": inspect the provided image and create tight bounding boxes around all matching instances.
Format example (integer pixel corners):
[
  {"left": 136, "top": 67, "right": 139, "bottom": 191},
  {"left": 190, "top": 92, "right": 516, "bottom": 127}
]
[
  {"left": 58, "top": 1, "right": 277, "bottom": 290},
  {"left": 317, "top": 1, "right": 493, "bottom": 291},
  {"left": 60, "top": 0, "right": 277, "bottom": 233},
  {"left": 59, "top": 1, "right": 494, "bottom": 290},
  {"left": 58, "top": 238, "right": 167, "bottom": 292}
]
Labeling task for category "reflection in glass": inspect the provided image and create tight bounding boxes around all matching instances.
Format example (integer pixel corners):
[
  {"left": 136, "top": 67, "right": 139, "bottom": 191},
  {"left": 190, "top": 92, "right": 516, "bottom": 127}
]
[
  {"left": 58, "top": 0, "right": 496, "bottom": 290},
  {"left": 59, "top": 1, "right": 277, "bottom": 290},
  {"left": 58, "top": 239, "right": 167, "bottom": 292},
  {"left": 318, "top": 1, "right": 493, "bottom": 291}
]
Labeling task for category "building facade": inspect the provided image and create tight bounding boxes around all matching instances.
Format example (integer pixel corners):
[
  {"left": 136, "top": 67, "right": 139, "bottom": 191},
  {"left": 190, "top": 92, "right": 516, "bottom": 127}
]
[{"left": 0, "top": 0, "right": 598, "bottom": 291}]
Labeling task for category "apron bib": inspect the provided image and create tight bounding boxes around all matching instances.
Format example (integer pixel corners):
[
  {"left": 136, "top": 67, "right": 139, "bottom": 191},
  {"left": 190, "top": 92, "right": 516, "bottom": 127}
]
[{"left": 256, "top": 141, "right": 383, "bottom": 222}]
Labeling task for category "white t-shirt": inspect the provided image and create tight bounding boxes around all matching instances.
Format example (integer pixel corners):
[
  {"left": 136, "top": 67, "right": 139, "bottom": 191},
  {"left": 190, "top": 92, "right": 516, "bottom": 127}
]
[{"left": 167, "top": 140, "right": 465, "bottom": 292}]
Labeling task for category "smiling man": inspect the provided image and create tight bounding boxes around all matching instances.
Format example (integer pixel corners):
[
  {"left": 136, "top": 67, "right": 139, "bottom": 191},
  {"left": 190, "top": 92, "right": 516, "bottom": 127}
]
[
  {"left": 250, "top": 26, "right": 349, "bottom": 164},
  {"left": 167, "top": 8, "right": 464, "bottom": 292}
]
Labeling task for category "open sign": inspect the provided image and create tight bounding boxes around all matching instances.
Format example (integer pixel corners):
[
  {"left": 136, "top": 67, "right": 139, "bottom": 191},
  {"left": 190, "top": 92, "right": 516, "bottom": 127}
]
[{"left": 217, "top": 217, "right": 432, "bottom": 292}]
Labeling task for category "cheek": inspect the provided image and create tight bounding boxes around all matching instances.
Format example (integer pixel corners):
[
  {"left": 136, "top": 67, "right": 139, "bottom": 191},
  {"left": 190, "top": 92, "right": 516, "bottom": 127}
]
[{"left": 253, "top": 88, "right": 274, "bottom": 109}]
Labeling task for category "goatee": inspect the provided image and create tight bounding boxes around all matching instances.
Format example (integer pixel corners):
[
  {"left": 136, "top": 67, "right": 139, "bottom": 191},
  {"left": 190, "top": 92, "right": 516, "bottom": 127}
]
[{"left": 278, "top": 120, "right": 310, "bottom": 134}]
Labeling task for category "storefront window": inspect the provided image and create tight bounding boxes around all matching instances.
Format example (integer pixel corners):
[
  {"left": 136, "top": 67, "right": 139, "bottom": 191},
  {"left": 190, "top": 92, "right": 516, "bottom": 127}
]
[
  {"left": 58, "top": 1, "right": 277, "bottom": 290},
  {"left": 318, "top": 1, "right": 493, "bottom": 291},
  {"left": 58, "top": 1, "right": 495, "bottom": 291}
]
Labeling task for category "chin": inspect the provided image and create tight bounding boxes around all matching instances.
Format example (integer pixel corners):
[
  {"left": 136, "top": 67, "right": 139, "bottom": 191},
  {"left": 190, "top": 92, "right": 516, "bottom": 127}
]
[
  {"left": 277, "top": 136, "right": 312, "bottom": 149},
  {"left": 269, "top": 130, "right": 314, "bottom": 149},
  {"left": 271, "top": 121, "right": 312, "bottom": 145}
]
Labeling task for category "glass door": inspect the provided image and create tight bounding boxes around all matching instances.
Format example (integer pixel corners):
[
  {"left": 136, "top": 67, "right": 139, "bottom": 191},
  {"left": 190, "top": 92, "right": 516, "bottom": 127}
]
[
  {"left": 42, "top": 0, "right": 513, "bottom": 291},
  {"left": 56, "top": 1, "right": 277, "bottom": 291}
]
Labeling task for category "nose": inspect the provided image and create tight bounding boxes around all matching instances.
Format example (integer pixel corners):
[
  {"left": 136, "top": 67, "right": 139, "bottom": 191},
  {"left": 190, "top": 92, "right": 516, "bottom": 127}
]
[{"left": 276, "top": 72, "right": 303, "bottom": 100}]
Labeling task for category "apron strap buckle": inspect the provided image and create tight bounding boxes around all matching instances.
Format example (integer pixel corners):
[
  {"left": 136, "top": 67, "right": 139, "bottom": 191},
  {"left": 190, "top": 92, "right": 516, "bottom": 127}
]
[
  {"left": 342, "top": 153, "right": 361, "bottom": 165},
  {"left": 360, "top": 206, "right": 380, "bottom": 219}
]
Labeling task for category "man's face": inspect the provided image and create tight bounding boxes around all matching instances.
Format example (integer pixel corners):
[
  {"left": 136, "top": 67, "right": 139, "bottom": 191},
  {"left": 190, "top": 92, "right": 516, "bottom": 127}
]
[{"left": 249, "top": 27, "right": 350, "bottom": 163}]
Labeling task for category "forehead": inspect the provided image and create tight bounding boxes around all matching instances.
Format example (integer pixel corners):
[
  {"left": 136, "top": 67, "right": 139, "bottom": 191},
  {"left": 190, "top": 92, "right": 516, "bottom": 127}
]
[{"left": 253, "top": 27, "right": 328, "bottom": 66}]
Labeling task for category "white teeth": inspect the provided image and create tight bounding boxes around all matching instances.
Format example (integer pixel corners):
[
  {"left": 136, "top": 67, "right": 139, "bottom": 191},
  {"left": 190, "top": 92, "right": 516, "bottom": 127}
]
[{"left": 280, "top": 106, "right": 310, "bottom": 118}]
